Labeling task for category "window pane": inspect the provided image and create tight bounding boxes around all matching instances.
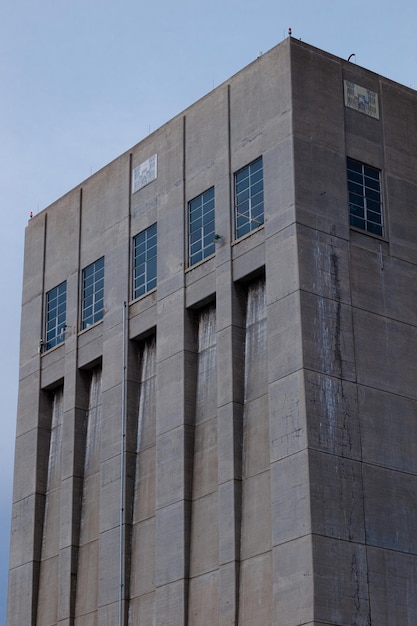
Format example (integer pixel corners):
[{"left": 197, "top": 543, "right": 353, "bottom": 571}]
[
  {"left": 234, "top": 158, "right": 264, "bottom": 239},
  {"left": 350, "top": 215, "right": 366, "bottom": 230},
  {"left": 135, "top": 232, "right": 145, "bottom": 248},
  {"left": 82, "top": 258, "right": 105, "bottom": 329},
  {"left": 83, "top": 274, "right": 94, "bottom": 288},
  {"left": 365, "top": 188, "right": 380, "bottom": 202},
  {"left": 190, "top": 230, "right": 202, "bottom": 245},
  {"left": 237, "top": 199, "right": 249, "bottom": 217},
  {"left": 349, "top": 193, "right": 364, "bottom": 208},
  {"left": 250, "top": 168, "right": 263, "bottom": 184},
  {"left": 364, "top": 165, "right": 379, "bottom": 179},
  {"left": 347, "top": 158, "right": 362, "bottom": 173},
  {"left": 147, "top": 257, "right": 157, "bottom": 281},
  {"left": 367, "top": 210, "right": 382, "bottom": 225},
  {"left": 252, "top": 211, "right": 264, "bottom": 227},
  {"left": 205, "top": 187, "right": 214, "bottom": 201},
  {"left": 191, "top": 241, "right": 202, "bottom": 255},
  {"left": 147, "top": 248, "right": 157, "bottom": 262},
  {"left": 188, "top": 188, "right": 215, "bottom": 267},
  {"left": 367, "top": 222, "right": 383, "bottom": 236},
  {"left": 45, "top": 281, "right": 67, "bottom": 350},
  {"left": 347, "top": 158, "right": 382, "bottom": 237},
  {"left": 251, "top": 190, "right": 264, "bottom": 207},
  {"left": 364, "top": 176, "right": 380, "bottom": 190},
  {"left": 236, "top": 180, "right": 250, "bottom": 195},
  {"left": 204, "top": 244, "right": 215, "bottom": 258},
  {"left": 135, "top": 252, "right": 146, "bottom": 266},
  {"left": 190, "top": 216, "right": 202, "bottom": 230},
  {"left": 191, "top": 249, "right": 203, "bottom": 264},
  {"left": 83, "top": 264, "right": 94, "bottom": 279},
  {"left": 189, "top": 197, "right": 202, "bottom": 212},
  {"left": 235, "top": 169, "right": 249, "bottom": 184},
  {"left": 347, "top": 171, "right": 363, "bottom": 185},
  {"left": 237, "top": 221, "right": 251, "bottom": 238},
  {"left": 350, "top": 204, "right": 364, "bottom": 218},
  {"left": 250, "top": 157, "right": 263, "bottom": 173},
  {"left": 366, "top": 198, "right": 381, "bottom": 213},
  {"left": 348, "top": 181, "right": 363, "bottom": 196},
  {"left": 203, "top": 233, "right": 214, "bottom": 248},
  {"left": 133, "top": 224, "right": 158, "bottom": 298},
  {"left": 251, "top": 180, "right": 263, "bottom": 196}
]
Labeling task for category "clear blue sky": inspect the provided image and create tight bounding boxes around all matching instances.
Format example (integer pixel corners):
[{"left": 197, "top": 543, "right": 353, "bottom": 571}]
[{"left": 1, "top": 0, "right": 416, "bottom": 620}]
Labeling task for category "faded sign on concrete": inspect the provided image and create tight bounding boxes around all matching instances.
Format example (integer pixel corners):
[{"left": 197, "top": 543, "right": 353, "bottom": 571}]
[
  {"left": 132, "top": 154, "right": 158, "bottom": 193},
  {"left": 344, "top": 80, "right": 379, "bottom": 119}
]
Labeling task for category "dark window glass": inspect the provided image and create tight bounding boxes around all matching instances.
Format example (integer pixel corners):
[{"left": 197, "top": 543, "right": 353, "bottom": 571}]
[
  {"left": 234, "top": 157, "right": 264, "bottom": 239},
  {"left": 347, "top": 158, "right": 383, "bottom": 237},
  {"left": 348, "top": 159, "right": 362, "bottom": 173},
  {"left": 133, "top": 223, "right": 157, "bottom": 299},
  {"left": 81, "top": 257, "right": 104, "bottom": 329},
  {"left": 45, "top": 281, "right": 67, "bottom": 350},
  {"left": 188, "top": 187, "right": 215, "bottom": 267}
]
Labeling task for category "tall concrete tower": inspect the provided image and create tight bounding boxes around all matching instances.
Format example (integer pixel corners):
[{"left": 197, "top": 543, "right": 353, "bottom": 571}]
[{"left": 8, "top": 37, "right": 417, "bottom": 625}]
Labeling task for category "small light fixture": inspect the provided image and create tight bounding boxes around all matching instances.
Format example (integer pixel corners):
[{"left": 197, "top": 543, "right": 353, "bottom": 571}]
[{"left": 213, "top": 234, "right": 222, "bottom": 243}]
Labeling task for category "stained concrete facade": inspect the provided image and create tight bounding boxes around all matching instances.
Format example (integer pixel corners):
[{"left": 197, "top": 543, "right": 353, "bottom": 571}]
[{"left": 8, "top": 37, "right": 417, "bottom": 625}]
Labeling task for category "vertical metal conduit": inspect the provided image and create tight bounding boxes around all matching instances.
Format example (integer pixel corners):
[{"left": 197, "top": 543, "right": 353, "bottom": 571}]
[{"left": 119, "top": 301, "right": 128, "bottom": 626}]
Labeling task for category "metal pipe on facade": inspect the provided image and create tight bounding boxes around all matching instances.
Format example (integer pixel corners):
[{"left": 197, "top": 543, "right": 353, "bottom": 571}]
[{"left": 119, "top": 301, "right": 128, "bottom": 626}]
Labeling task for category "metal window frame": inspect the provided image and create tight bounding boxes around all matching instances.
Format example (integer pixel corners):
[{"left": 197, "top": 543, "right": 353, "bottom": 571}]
[
  {"left": 188, "top": 187, "right": 215, "bottom": 267},
  {"left": 45, "top": 281, "right": 67, "bottom": 350},
  {"left": 347, "top": 158, "right": 383, "bottom": 237},
  {"left": 234, "top": 157, "right": 264, "bottom": 239},
  {"left": 81, "top": 257, "right": 105, "bottom": 329},
  {"left": 133, "top": 223, "right": 157, "bottom": 299}
]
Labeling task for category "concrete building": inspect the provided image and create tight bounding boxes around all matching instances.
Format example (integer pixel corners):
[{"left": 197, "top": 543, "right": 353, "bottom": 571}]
[{"left": 7, "top": 36, "right": 417, "bottom": 625}]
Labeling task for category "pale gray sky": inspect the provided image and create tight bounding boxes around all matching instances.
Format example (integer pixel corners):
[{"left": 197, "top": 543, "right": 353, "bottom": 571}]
[{"left": 1, "top": 0, "right": 416, "bottom": 619}]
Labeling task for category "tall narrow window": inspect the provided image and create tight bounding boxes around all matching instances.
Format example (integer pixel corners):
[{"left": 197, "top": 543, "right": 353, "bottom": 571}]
[
  {"left": 347, "top": 158, "right": 383, "bottom": 236},
  {"left": 189, "top": 187, "right": 215, "bottom": 266},
  {"left": 133, "top": 223, "right": 157, "bottom": 299},
  {"left": 45, "top": 281, "right": 67, "bottom": 350},
  {"left": 81, "top": 257, "right": 104, "bottom": 329},
  {"left": 234, "top": 156, "right": 264, "bottom": 239}
]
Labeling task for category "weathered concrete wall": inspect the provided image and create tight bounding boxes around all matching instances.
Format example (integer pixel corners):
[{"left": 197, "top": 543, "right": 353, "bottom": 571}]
[
  {"left": 8, "top": 36, "right": 417, "bottom": 626},
  {"left": 292, "top": 41, "right": 417, "bottom": 625}
]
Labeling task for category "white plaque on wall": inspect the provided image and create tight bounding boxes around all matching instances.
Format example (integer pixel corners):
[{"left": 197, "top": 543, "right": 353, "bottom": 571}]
[
  {"left": 132, "top": 154, "right": 157, "bottom": 193},
  {"left": 344, "top": 80, "right": 379, "bottom": 119}
]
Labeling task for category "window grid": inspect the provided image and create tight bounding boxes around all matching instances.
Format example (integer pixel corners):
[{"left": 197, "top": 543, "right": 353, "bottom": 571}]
[
  {"left": 45, "top": 281, "right": 67, "bottom": 350},
  {"left": 133, "top": 223, "right": 157, "bottom": 299},
  {"left": 347, "top": 158, "right": 383, "bottom": 236},
  {"left": 234, "top": 157, "right": 264, "bottom": 239},
  {"left": 189, "top": 187, "right": 215, "bottom": 266},
  {"left": 82, "top": 257, "right": 104, "bottom": 329}
]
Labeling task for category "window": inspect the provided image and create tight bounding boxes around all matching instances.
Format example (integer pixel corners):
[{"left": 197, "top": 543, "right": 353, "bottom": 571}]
[
  {"left": 81, "top": 257, "right": 104, "bottom": 329},
  {"left": 45, "top": 281, "right": 67, "bottom": 350},
  {"left": 234, "top": 156, "right": 264, "bottom": 239},
  {"left": 133, "top": 224, "right": 157, "bottom": 299},
  {"left": 189, "top": 187, "right": 215, "bottom": 266},
  {"left": 347, "top": 158, "right": 383, "bottom": 236}
]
